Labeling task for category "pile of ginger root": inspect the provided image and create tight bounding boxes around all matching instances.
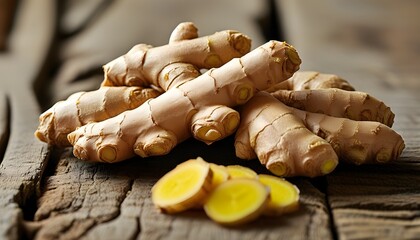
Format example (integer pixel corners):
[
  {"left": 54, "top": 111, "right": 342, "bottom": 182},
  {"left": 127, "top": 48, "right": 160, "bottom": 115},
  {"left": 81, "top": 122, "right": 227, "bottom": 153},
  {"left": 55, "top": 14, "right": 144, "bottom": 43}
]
[{"left": 35, "top": 22, "right": 405, "bottom": 178}]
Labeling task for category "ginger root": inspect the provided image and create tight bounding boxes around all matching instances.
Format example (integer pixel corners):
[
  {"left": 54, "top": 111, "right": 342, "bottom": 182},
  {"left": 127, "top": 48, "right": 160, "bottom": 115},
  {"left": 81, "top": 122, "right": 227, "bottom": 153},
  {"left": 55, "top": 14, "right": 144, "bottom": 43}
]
[
  {"left": 35, "top": 22, "right": 249, "bottom": 148},
  {"left": 35, "top": 86, "right": 160, "bottom": 147},
  {"left": 68, "top": 40, "right": 301, "bottom": 163},
  {"left": 235, "top": 92, "right": 339, "bottom": 177},
  {"left": 101, "top": 22, "right": 251, "bottom": 90},
  {"left": 290, "top": 108, "right": 405, "bottom": 165},
  {"left": 267, "top": 71, "right": 355, "bottom": 91},
  {"left": 271, "top": 88, "right": 395, "bottom": 127},
  {"left": 236, "top": 70, "right": 404, "bottom": 177}
]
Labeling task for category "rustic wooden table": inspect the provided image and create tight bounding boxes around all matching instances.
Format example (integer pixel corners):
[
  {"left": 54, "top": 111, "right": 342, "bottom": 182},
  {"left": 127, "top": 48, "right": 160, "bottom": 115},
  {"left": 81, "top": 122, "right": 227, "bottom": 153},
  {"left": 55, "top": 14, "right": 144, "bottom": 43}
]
[{"left": 1, "top": 1, "right": 419, "bottom": 239}]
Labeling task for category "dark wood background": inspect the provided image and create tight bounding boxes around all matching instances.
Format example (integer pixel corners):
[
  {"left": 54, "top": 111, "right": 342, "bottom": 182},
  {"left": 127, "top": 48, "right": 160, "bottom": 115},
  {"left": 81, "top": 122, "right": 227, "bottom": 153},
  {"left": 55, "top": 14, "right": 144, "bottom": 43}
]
[{"left": 1, "top": 0, "right": 419, "bottom": 239}]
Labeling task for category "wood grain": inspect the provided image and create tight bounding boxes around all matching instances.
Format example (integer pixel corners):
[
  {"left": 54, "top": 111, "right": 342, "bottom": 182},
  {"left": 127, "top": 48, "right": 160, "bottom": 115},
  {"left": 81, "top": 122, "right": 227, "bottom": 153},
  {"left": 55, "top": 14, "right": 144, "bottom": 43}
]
[
  {"left": 1, "top": 0, "right": 419, "bottom": 239},
  {"left": 0, "top": 0, "right": 55, "bottom": 239},
  {"left": 27, "top": 139, "right": 333, "bottom": 240}
]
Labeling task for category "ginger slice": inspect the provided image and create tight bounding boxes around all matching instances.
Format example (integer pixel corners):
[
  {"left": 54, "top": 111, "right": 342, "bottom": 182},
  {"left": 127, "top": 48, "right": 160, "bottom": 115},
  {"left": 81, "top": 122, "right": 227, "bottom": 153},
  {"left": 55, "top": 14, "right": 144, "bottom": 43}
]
[
  {"left": 226, "top": 165, "right": 258, "bottom": 179},
  {"left": 209, "top": 163, "right": 230, "bottom": 190},
  {"left": 258, "top": 174, "right": 299, "bottom": 215},
  {"left": 151, "top": 157, "right": 212, "bottom": 213},
  {"left": 204, "top": 178, "right": 269, "bottom": 226}
]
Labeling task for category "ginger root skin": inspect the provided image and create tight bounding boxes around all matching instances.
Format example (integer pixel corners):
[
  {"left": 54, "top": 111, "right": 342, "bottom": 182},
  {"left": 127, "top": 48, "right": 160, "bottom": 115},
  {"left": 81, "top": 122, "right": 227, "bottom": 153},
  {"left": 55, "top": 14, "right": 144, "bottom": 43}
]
[
  {"left": 35, "top": 22, "right": 248, "bottom": 148},
  {"left": 271, "top": 88, "right": 395, "bottom": 127},
  {"left": 35, "top": 86, "right": 160, "bottom": 147},
  {"left": 235, "top": 92, "right": 338, "bottom": 177},
  {"left": 68, "top": 41, "right": 301, "bottom": 163},
  {"left": 291, "top": 107, "right": 405, "bottom": 165},
  {"left": 267, "top": 71, "right": 355, "bottom": 91},
  {"left": 101, "top": 26, "right": 252, "bottom": 90}
]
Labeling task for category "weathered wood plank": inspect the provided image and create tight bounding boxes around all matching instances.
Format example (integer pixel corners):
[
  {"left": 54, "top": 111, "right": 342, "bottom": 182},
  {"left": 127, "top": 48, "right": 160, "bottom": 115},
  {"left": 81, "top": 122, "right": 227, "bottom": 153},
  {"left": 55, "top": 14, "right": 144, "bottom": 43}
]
[
  {"left": 27, "top": 138, "right": 333, "bottom": 240},
  {"left": 0, "top": 0, "right": 56, "bottom": 239}
]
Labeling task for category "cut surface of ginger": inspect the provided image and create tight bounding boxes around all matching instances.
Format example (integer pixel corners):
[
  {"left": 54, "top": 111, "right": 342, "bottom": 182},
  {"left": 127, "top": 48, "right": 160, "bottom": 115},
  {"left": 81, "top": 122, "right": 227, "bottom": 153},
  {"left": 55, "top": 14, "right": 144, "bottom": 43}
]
[
  {"left": 152, "top": 157, "right": 212, "bottom": 213},
  {"left": 226, "top": 165, "right": 258, "bottom": 179},
  {"left": 204, "top": 178, "right": 269, "bottom": 226},
  {"left": 258, "top": 174, "right": 300, "bottom": 215},
  {"left": 209, "top": 163, "right": 230, "bottom": 190}
]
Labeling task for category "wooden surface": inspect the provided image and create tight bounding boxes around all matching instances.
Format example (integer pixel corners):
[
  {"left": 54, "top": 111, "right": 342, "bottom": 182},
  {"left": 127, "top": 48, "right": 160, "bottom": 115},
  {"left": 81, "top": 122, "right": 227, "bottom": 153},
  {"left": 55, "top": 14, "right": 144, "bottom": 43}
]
[{"left": 0, "top": 0, "right": 419, "bottom": 239}]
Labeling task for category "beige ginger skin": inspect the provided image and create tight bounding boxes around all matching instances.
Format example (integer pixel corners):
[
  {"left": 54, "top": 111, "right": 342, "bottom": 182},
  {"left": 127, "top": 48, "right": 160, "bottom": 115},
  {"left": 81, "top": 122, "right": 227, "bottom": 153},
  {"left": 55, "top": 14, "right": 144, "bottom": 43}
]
[
  {"left": 235, "top": 92, "right": 339, "bottom": 177},
  {"left": 267, "top": 71, "right": 355, "bottom": 91},
  {"left": 235, "top": 70, "right": 404, "bottom": 177},
  {"left": 67, "top": 41, "right": 301, "bottom": 163},
  {"left": 290, "top": 108, "right": 405, "bottom": 165},
  {"left": 101, "top": 23, "right": 251, "bottom": 90},
  {"left": 35, "top": 22, "right": 250, "bottom": 147},
  {"left": 35, "top": 86, "right": 160, "bottom": 147},
  {"left": 271, "top": 88, "right": 395, "bottom": 127}
]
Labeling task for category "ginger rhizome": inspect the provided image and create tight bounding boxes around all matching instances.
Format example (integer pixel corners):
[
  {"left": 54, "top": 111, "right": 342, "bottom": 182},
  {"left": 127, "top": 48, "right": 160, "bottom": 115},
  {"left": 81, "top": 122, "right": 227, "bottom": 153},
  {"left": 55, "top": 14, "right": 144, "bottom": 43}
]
[
  {"left": 34, "top": 22, "right": 405, "bottom": 179},
  {"left": 235, "top": 92, "right": 339, "bottom": 177},
  {"left": 290, "top": 107, "right": 405, "bottom": 165},
  {"left": 267, "top": 71, "right": 355, "bottom": 91},
  {"left": 271, "top": 88, "right": 395, "bottom": 127},
  {"left": 35, "top": 86, "right": 160, "bottom": 147},
  {"left": 101, "top": 22, "right": 251, "bottom": 90},
  {"left": 68, "top": 40, "right": 301, "bottom": 163},
  {"left": 151, "top": 157, "right": 300, "bottom": 226},
  {"left": 235, "top": 71, "right": 404, "bottom": 177},
  {"left": 35, "top": 22, "right": 250, "bottom": 148}
]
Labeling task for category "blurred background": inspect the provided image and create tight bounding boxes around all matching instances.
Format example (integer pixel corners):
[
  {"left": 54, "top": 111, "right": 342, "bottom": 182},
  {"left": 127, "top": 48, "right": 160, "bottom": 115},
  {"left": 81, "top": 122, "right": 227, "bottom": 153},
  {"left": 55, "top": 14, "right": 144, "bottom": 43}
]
[{"left": 1, "top": 0, "right": 419, "bottom": 107}]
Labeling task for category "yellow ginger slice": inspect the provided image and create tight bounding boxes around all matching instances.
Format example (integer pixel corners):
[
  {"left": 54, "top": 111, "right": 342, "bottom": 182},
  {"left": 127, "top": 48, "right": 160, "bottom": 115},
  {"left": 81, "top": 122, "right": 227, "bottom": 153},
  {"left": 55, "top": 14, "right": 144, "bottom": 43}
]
[
  {"left": 152, "top": 157, "right": 212, "bottom": 213},
  {"left": 226, "top": 165, "right": 258, "bottom": 179},
  {"left": 204, "top": 178, "right": 269, "bottom": 226},
  {"left": 209, "top": 163, "right": 230, "bottom": 190},
  {"left": 258, "top": 174, "right": 299, "bottom": 215}
]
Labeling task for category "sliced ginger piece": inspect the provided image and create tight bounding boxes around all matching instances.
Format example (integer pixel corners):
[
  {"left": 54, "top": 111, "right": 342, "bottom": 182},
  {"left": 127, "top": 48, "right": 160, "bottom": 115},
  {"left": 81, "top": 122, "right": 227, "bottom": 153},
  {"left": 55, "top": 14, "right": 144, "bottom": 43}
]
[
  {"left": 151, "top": 157, "right": 212, "bottom": 213},
  {"left": 226, "top": 165, "right": 258, "bottom": 179},
  {"left": 209, "top": 163, "right": 230, "bottom": 190},
  {"left": 258, "top": 174, "right": 300, "bottom": 215},
  {"left": 204, "top": 178, "right": 269, "bottom": 226}
]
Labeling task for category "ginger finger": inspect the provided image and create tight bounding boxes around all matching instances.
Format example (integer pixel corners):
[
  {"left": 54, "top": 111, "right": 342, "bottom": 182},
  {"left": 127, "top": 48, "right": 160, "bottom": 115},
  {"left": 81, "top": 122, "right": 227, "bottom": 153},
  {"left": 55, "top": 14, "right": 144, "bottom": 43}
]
[
  {"left": 152, "top": 157, "right": 212, "bottom": 213},
  {"left": 235, "top": 92, "right": 338, "bottom": 177},
  {"left": 101, "top": 24, "right": 251, "bottom": 88},
  {"left": 158, "top": 23, "right": 201, "bottom": 90},
  {"left": 291, "top": 107, "right": 405, "bottom": 165},
  {"left": 35, "top": 86, "right": 160, "bottom": 147},
  {"left": 271, "top": 88, "right": 395, "bottom": 127},
  {"left": 169, "top": 22, "right": 198, "bottom": 43},
  {"left": 266, "top": 71, "right": 355, "bottom": 91},
  {"left": 203, "top": 178, "right": 270, "bottom": 226},
  {"left": 68, "top": 41, "right": 301, "bottom": 162},
  {"left": 191, "top": 105, "right": 240, "bottom": 144}
]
